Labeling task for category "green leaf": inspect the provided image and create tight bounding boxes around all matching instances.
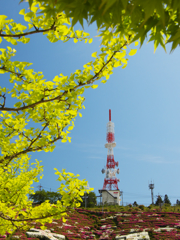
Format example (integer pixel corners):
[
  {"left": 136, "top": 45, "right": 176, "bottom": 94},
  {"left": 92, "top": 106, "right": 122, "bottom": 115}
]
[
  {"left": 28, "top": 0, "right": 33, "bottom": 8},
  {"left": 102, "top": 0, "right": 117, "bottom": 15},
  {"left": 14, "top": 102, "right": 22, "bottom": 108}
]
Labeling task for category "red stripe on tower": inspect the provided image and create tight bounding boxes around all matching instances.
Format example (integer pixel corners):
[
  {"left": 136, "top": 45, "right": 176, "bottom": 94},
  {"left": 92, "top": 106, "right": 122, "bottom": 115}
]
[
  {"left": 106, "top": 133, "right": 115, "bottom": 143},
  {"left": 106, "top": 109, "right": 115, "bottom": 143}
]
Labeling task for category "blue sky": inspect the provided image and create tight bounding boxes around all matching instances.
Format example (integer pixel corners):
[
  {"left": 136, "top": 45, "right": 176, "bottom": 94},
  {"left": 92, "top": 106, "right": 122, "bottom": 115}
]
[{"left": 2, "top": 1, "right": 180, "bottom": 206}]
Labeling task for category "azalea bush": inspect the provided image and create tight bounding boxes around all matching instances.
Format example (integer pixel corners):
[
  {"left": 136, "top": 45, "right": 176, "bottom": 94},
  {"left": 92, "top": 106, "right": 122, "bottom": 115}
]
[{"left": 3, "top": 206, "right": 180, "bottom": 240}]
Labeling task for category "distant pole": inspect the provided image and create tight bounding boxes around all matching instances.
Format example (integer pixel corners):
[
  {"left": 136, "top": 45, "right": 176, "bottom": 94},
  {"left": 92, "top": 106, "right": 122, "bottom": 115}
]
[
  {"left": 156, "top": 193, "right": 163, "bottom": 211},
  {"left": 50, "top": 188, "right": 51, "bottom": 192},
  {"left": 84, "top": 182, "right": 90, "bottom": 208},
  {"left": 37, "top": 184, "right": 43, "bottom": 191},
  {"left": 120, "top": 191, "right": 123, "bottom": 206},
  {"left": 85, "top": 192, "right": 87, "bottom": 208},
  {"left": 148, "top": 181, "right": 154, "bottom": 205}
]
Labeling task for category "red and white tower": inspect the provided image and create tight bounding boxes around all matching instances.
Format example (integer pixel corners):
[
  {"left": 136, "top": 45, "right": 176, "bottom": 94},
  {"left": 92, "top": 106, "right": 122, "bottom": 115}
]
[{"left": 101, "top": 109, "right": 120, "bottom": 190}]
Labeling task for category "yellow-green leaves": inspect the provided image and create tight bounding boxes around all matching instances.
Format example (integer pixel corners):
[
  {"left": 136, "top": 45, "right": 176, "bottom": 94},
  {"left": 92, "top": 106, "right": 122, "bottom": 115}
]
[
  {"left": 114, "top": 61, "right": 122, "bottom": 67},
  {"left": 91, "top": 85, "right": 98, "bottom": 89},
  {"left": 19, "top": 9, "right": 25, "bottom": 15},
  {"left": 14, "top": 102, "right": 22, "bottom": 108},
  {"left": 55, "top": 168, "right": 93, "bottom": 210},
  {"left": 0, "top": 15, "right": 7, "bottom": 29},
  {"left": 135, "top": 41, "right": 139, "bottom": 46},
  {"left": 0, "top": 1, "right": 139, "bottom": 235},
  {"left": 89, "top": 38, "right": 93, "bottom": 43},
  {"left": 101, "top": 80, "right": 107, "bottom": 84},
  {"left": 68, "top": 126, "right": 74, "bottom": 130},
  {"left": 0, "top": 161, "right": 90, "bottom": 235},
  {"left": 92, "top": 51, "right": 97, "bottom": 58},
  {"left": 0, "top": 155, "right": 44, "bottom": 235},
  {"left": 1, "top": 4, "right": 91, "bottom": 46},
  {"left": 115, "top": 51, "right": 126, "bottom": 59},
  {"left": 129, "top": 49, "right": 137, "bottom": 56}
]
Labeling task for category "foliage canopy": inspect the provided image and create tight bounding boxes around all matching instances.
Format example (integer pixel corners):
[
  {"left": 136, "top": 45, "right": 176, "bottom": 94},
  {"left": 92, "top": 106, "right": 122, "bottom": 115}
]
[
  {"left": 0, "top": 0, "right": 138, "bottom": 236},
  {"left": 80, "top": 191, "right": 97, "bottom": 208},
  {"left": 155, "top": 195, "right": 163, "bottom": 206},
  {"left": 27, "top": 0, "right": 180, "bottom": 52},
  {"left": 29, "top": 189, "right": 62, "bottom": 204},
  {"left": 163, "top": 194, "right": 171, "bottom": 205}
]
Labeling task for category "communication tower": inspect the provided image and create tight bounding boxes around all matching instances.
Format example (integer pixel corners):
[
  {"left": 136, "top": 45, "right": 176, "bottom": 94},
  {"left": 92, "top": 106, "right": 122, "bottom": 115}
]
[
  {"left": 101, "top": 109, "right": 120, "bottom": 190},
  {"left": 148, "top": 181, "right": 154, "bottom": 205}
]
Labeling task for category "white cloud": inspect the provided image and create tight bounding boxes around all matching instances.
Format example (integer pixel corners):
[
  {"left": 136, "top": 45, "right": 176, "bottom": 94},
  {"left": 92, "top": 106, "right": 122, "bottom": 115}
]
[
  {"left": 138, "top": 155, "right": 174, "bottom": 164},
  {"left": 116, "top": 145, "right": 131, "bottom": 150},
  {"left": 87, "top": 156, "right": 104, "bottom": 159}
]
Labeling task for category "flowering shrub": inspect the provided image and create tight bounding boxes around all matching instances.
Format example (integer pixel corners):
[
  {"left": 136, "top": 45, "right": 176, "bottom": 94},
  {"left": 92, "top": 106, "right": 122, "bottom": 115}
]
[{"left": 1, "top": 207, "right": 180, "bottom": 239}]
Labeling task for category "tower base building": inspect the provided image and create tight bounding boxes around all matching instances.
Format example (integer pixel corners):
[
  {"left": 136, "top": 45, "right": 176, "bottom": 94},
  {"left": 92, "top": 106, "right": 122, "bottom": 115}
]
[{"left": 99, "top": 189, "right": 121, "bottom": 206}]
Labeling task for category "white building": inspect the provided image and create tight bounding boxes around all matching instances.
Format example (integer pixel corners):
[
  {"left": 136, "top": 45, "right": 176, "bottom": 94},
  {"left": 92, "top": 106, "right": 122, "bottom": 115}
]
[{"left": 99, "top": 189, "right": 121, "bottom": 205}]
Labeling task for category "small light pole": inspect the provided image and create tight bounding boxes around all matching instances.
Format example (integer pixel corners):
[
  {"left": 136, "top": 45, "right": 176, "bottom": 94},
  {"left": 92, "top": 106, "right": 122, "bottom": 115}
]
[
  {"left": 148, "top": 180, "right": 154, "bottom": 205},
  {"left": 37, "top": 184, "right": 43, "bottom": 191},
  {"left": 84, "top": 182, "right": 90, "bottom": 208},
  {"left": 120, "top": 191, "right": 123, "bottom": 206},
  {"left": 98, "top": 189, "right": 103, "bottom": 211}
]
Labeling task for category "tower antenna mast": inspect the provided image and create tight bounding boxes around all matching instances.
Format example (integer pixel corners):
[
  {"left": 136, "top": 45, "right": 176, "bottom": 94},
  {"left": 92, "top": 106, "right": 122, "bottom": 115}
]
[{"left": 101, "top": 109, "right": 120, "bottom": 190}]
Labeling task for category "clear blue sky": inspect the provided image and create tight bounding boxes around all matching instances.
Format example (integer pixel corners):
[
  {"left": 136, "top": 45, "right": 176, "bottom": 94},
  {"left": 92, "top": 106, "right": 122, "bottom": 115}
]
[{"left": 2, "top": 1, "right": 180, "bottom": 206}]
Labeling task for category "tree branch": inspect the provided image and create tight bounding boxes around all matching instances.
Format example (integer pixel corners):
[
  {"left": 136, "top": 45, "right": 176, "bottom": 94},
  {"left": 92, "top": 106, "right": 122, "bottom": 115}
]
[
  {"left": 0, "top": 23, "right": 56, "bottom": 38},
  {"left": 87, "top": 39, "right": 130, "bottom": 84},
  {"left": 0, "top": 39, "right": 129, "bottom": 113},
  {"left": 0, "top": 208, "right": 70, "bottom": 222},
  {"left": 0, "top": 94, "right": 6, "bottom": 108},
  {"left": 28, "top": 123, "right": 49, "bottom": 149},
  {"left": 2, "top": 134, "right": 62, "bottom": 167},
  {"left": 0, "top": 66, "right": 26, "bottom": 82},
  {"left": 2, "top": 120, "right": 31, "bottom": 141}
]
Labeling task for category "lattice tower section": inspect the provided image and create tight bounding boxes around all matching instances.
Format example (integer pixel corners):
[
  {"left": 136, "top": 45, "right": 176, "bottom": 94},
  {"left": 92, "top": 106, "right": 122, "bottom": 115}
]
[{"left": 101, "top": 109, "right": 120, "bottom": 190}]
